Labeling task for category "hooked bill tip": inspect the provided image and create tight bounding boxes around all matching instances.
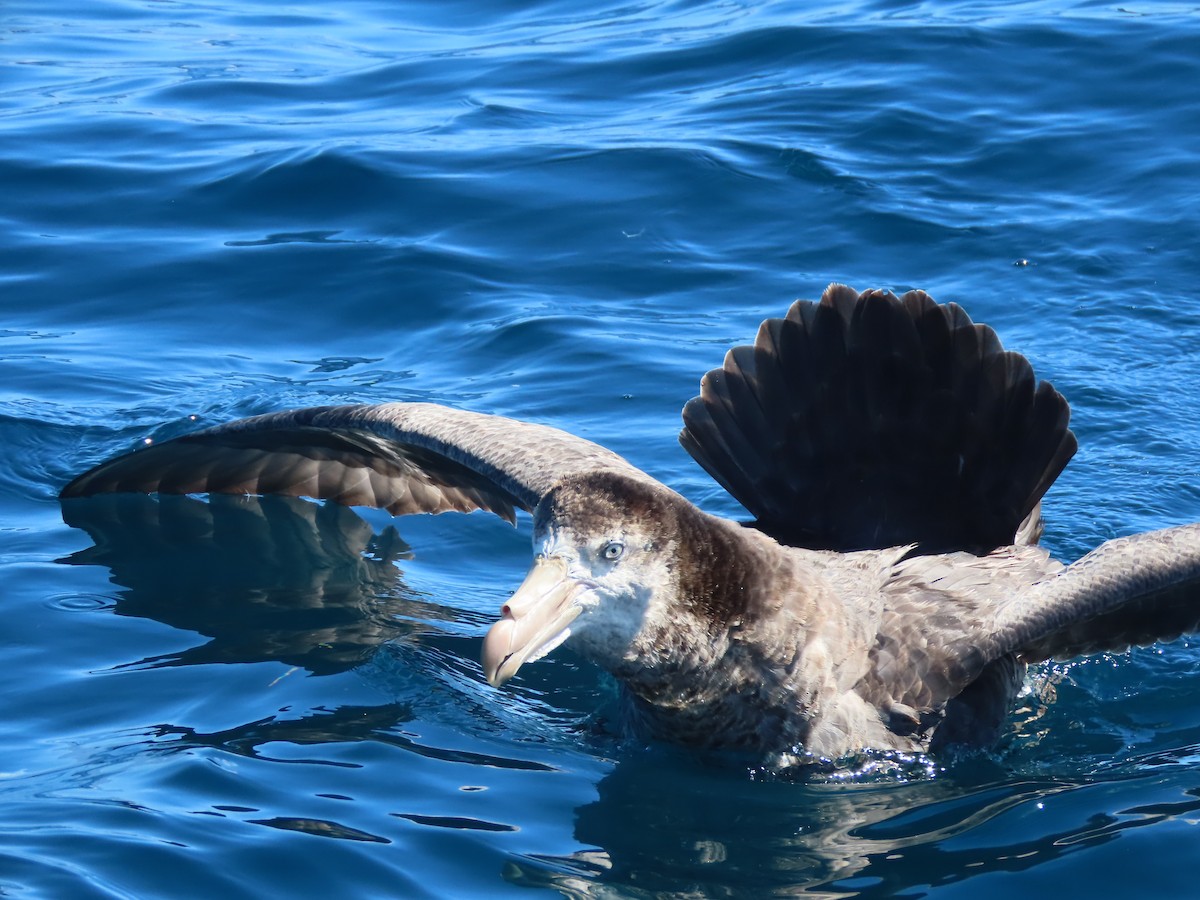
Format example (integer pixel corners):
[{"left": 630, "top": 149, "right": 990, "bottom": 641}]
[{"left": 481, "top": 612, "right": 519, "bottom": 687}]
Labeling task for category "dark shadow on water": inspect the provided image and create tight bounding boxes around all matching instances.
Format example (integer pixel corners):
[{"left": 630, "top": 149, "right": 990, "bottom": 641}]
[
  {"left": 58, "top": 493, "right": 453, "bottom": 674},
  {"left": 502, "top": 756, "right": 1056, "bottom": 895},
  {"left": 146, "top": 699, "right": 558, "bottom": 773},
  {"left": 502, "top": 744, "right": 1200, "bottom": 897},
  {"left": 150, "top": 702, "right": 416, "bottom": 763}
]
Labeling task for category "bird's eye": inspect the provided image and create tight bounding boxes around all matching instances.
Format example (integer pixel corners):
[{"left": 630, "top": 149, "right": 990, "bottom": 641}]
[{"left": 602, "top": 540, "right": 625, "bottom": 561}]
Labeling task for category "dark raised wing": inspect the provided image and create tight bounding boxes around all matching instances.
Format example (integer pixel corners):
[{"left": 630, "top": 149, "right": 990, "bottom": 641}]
[
  {"left": 60, "top": 402, "right": 658, "bottom": 519},
  {"left": 680, "top": 284, "right": 1078, "bottom": 554}
]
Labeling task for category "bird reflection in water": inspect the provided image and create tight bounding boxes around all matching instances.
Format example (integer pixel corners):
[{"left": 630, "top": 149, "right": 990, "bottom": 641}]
[
  {"left": 57, "top": 492, "right": 460, "bottom": 674},
  {"left": 502, "top": 745, "right": 1200, "bottom": 897}
]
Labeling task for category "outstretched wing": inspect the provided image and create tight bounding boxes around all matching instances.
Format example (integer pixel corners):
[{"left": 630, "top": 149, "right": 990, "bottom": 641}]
[
  {"left": 680, "top": 284, "right": 1078, "bottom": 554},
  {"left": 860, "top": 524, "right": 1200, "bottom": 744},
  {"left": 60, "top": 402, "right": 656, "bottom": 520},
  {"left": 994, "top": 523, "right": 1200, "bottom": 662}
]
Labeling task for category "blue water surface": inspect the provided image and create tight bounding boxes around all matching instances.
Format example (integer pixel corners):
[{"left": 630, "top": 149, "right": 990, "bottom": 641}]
[{"left": 4, "top": 1, "right": 1200, "bottom": 896}]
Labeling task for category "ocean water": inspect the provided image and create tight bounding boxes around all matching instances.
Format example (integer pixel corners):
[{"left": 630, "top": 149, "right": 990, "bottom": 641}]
[{"left": 4, "top": 1, "right": 1200, "bottom": 896}]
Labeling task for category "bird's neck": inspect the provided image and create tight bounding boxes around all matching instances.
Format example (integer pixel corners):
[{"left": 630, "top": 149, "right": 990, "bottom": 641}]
[{"left": 612, "top": 516, "right": 849, "bottom": 750}]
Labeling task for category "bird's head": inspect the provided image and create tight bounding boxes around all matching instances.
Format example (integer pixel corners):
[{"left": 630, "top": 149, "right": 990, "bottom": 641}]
[{"left": 481, "top": 471, "right": 683, "bottom": 687}]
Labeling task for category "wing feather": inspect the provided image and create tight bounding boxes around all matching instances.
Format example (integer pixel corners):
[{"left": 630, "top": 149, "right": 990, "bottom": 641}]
[
  {"left": 680, "top": 284, "right": 1078, "bottom": 553},
  {"left": 61, "top": 402, "right": 657, "bottom": 521},
  {"left": 994, "top": 523, "right": 1200, "bottom": 661}
]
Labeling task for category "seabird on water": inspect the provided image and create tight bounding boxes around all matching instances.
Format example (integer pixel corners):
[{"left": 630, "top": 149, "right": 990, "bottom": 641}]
[{"left": 60, "top": 285, "right": 1200, "bottom": 760}]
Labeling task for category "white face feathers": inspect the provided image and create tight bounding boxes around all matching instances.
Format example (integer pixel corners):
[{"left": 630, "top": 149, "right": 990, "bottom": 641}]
[{"left": 481, "top": 521, "right": 674, "bottom": 685}]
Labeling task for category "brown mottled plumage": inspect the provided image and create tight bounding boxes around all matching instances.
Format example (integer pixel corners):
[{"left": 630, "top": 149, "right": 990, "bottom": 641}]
[{"left": 60, "top": 285, "right": 1200, "bottom": 760}]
